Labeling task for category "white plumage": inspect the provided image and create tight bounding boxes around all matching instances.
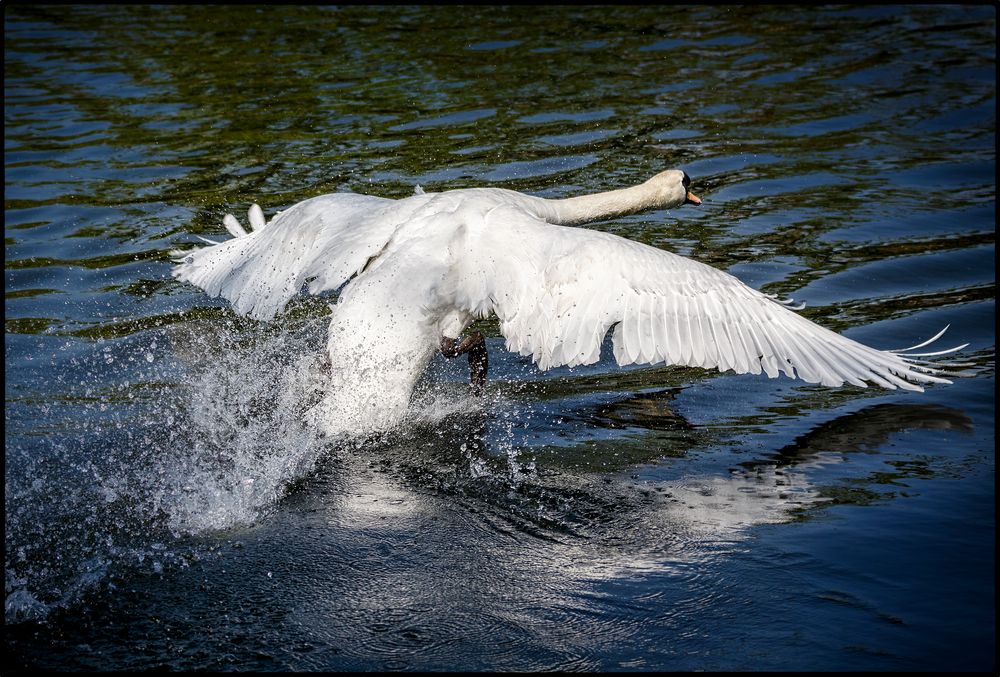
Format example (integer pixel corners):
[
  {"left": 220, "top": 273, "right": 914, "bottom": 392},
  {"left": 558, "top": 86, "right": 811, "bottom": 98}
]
[{"left": 172, "top": 169, "right": 964, "bottom": 436}]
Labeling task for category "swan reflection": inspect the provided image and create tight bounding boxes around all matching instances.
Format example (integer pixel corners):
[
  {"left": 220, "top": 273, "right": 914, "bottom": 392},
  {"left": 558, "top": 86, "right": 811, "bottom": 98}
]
[{"left": 322, "top": 398, "right": 974, "bottom": 576}]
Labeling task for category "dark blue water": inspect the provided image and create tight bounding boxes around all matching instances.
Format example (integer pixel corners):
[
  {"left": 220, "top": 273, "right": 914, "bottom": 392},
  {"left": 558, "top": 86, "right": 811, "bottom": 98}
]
[{"left": 5, "top": 5, "right": 995, "bottom": 671}]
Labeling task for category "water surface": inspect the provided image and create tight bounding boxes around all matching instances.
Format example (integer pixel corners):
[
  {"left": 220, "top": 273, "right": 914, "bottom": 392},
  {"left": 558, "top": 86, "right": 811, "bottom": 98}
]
[{"left": 5, "top": 5, "right": 995, "bottom": 671}]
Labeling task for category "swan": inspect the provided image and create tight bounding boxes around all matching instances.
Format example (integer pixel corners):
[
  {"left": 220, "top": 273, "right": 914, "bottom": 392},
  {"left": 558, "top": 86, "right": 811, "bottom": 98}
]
[{"left": 172, "top": 169, "right": 964, "bottom": 436}]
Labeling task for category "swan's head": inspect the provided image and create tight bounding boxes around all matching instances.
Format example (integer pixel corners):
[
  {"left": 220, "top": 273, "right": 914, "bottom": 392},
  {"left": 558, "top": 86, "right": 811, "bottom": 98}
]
[{"left": 644, "top": 169, "right": 702, "bottom": 208}]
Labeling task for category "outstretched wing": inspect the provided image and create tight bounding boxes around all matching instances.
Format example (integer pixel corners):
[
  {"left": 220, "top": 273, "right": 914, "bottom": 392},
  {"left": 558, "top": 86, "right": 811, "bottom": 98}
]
[
  {"left": 172, "top": 193, "right": 421, "bottom": 320},
  {"left": 452, "top": 206, "right": 962, "bottom": 391}
]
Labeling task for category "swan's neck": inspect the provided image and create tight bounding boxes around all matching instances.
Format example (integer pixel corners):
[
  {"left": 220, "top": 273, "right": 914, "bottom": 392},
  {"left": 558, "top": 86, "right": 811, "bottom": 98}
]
[{"left": 536, "top": 182, "right": 669, "bottom": 226}]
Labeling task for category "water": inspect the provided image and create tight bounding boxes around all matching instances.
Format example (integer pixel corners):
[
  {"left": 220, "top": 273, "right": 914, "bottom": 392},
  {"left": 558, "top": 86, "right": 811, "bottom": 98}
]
[{"left": 5, "top": 4, "right": 995, "bottom": 671}]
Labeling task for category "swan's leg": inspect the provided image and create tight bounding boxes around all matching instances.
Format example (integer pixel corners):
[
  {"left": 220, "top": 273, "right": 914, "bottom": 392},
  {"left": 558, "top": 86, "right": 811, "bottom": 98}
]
[{"left": 440, "top": 332, "right": 489, "bottom": 396}]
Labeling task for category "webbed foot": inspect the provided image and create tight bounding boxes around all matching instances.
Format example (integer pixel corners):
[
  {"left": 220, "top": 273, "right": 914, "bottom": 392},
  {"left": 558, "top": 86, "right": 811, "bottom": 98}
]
[{"left": 440, "top": 332, "right": 488, "bottom": 396}]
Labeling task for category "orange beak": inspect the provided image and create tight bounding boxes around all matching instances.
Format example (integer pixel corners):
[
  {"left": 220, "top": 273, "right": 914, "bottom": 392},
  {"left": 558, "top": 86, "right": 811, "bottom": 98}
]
[{"left": 685, "top": 191, "right": 702, "bottom": 205}]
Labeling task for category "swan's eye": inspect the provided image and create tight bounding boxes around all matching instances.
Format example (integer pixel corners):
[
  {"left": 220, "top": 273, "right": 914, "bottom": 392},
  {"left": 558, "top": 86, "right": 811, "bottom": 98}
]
[{"left": 682, "top": 172, "right": 691, "bottom": 189}]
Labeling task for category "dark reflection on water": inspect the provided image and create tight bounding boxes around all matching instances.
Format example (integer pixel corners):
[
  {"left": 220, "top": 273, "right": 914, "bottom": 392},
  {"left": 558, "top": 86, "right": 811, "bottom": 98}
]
[
  {"left": 767, "top": 403, "right": 975, "bottom": 465},
  {"left": 5, "top": 4, "right": 995, "bottom": 671}
]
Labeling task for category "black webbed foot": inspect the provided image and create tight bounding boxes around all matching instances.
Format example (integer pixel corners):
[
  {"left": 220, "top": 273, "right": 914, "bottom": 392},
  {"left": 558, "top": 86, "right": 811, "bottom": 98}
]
[{"left": 440, "top": 332, "right": 488, "bottom": 396}]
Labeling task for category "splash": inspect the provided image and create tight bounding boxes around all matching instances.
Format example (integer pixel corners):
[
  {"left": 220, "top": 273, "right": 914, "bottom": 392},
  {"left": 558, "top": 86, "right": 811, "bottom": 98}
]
[
  {"left": 5, "top": 316, "right": 372, "bottom": 622},
  {"left": 162, "top": 319, "right": 333, "bottom": 534}
]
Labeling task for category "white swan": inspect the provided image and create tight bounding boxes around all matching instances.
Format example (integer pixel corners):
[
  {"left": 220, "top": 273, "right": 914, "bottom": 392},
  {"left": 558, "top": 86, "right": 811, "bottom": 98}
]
[{"left": 172, "top": 169, "right": 964, "bottom": 436}]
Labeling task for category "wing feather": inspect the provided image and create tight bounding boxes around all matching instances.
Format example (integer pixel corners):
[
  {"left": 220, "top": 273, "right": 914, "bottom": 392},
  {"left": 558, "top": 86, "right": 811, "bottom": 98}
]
[
  {"left": 173, "top": 193, "right": 406, "bottom": 320},
  {"left": 456, "top": 205, "right": 958, "bottom": 391},
  {"left": 689, "top": 293, "right": 709, "bottom": 369},
  {"left": 722, "top": 300, "right": 753, "bottom": 375},
  {"left": 660, "top": 296, "right": 681, "bottom": 365},
  {"left": 701, "top": 294, "right": 725, "bottom": 371}
]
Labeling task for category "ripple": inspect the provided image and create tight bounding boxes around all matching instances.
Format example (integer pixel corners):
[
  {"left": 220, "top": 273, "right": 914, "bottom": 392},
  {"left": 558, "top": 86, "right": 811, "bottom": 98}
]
[
  {"left": 390, "top": 108, "right": 497, "bottom": 132},
  {"left": 795, "top": 243, "right": 995, "bottom": 305},
  {"left": 517, "top": 110, "right": 615, "bottom": 125},
  {"left": 480, "top": 155, "right": 599, "bottom": 182}
]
